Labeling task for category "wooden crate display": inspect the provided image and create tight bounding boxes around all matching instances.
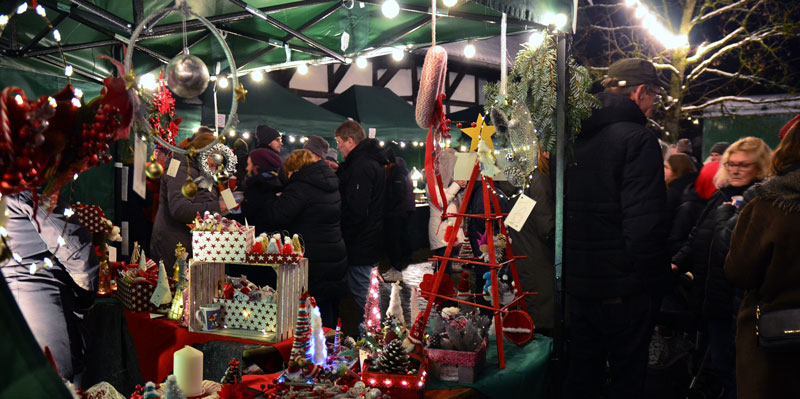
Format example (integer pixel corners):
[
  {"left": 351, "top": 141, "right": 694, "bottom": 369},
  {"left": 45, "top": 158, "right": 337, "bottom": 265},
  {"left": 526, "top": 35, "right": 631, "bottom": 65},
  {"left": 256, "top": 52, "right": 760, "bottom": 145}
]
[
  {"left": 186, "top": 258, "right": 308, "bottom": 342},
  {"left": 191, "top": 228, "right": 255, "bottom": 263}
]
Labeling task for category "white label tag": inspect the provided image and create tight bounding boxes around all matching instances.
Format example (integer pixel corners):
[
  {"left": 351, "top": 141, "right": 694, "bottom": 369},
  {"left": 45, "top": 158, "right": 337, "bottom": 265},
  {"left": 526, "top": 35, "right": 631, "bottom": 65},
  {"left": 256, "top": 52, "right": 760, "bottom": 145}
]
[
  {"left": 359, "top": 349, "right": 370, "bottom": 371},
  {"left": 368, "top": 127, "right": 376, "bottom": 139},
  {"left": 221, "top": 189, "right": 237, "bottom": 211},
  {"left": 216, "top": 113, "right": 226, "bottom": 128},
  {"left": 108, "top": 246, "right": 117, "bottom": 263},
  {"left": 453, "top": 152, "right": 478, "bottom": 181},
  {"left": 504, "top": 193, "right": 536, "bottom": 232},
  {"left": 150, "top": 283, "right": 169, "bottom": 307},
  {"left": 166, "top": 158, "right": 181, "bottom": 177},
  {"left": 132, "top": 139, "right": 147, "bottom": 199},
  {"left": 120, "top": 166, "right": 128, "bottom": 202}
]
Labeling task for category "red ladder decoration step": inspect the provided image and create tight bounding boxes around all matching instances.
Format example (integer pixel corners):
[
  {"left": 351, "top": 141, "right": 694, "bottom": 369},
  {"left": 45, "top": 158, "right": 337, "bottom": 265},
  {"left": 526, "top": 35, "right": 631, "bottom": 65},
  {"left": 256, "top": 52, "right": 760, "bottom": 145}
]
[{"left": 416, "top": 160, "right": 538, "bottom": 369}]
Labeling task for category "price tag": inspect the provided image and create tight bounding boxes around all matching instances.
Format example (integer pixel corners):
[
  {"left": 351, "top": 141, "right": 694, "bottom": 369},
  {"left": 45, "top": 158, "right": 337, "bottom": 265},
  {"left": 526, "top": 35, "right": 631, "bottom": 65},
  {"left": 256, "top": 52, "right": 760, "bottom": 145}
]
[
  {"left": 221, "top": 188, "right": 237, "bottom": 211},
  {"left": 368, "top": 128, "right": 376, "bottom": 139},
  {"left": 132, "top": 139, "right": 147, "bottom": 199},
  {"left": 216, "top": 113, "right": 226, "bottom": 128},
  {"left": 150, "top": 283, "right": 169, "bottom": 307},
  {"left": 108, "top": 246, "right": 117, "bottom": 262},
  {"left": 504, "top": 193, "right": 536, "bottom": 232},
  {"left": 166, "top": 158, "right": 181, "bottom": 177}
]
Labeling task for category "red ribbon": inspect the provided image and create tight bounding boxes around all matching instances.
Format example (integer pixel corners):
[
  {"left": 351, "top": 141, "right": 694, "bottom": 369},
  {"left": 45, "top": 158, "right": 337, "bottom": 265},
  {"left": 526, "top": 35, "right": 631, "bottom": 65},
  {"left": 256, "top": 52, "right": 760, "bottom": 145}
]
[{"left": 223, "top": 283, "right": 235, "bottom": 299}]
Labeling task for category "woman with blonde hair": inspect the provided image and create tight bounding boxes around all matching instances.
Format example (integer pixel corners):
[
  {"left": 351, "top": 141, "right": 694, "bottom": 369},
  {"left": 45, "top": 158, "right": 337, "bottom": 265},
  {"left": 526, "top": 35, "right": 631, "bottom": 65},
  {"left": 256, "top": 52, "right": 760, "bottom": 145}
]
[
  {"left": 672, "top": 136, "right": 771, "bottom": 399},
  {"left": 254, "top": 148, "right": 347, "bottom": 327},
  {"left": 724, "top": 117, "right": 800, "bottom": 398}
]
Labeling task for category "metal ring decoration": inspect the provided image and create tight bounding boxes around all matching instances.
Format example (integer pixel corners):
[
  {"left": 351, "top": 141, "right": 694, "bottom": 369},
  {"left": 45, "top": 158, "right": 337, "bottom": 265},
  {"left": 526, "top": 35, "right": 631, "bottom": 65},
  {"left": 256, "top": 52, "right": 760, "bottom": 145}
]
[
  {"left": 197, "top": 143, "right": 237, "bottom": 180},
  {"left": 123, "top": 4, "right": 240, "bottom": 155}
]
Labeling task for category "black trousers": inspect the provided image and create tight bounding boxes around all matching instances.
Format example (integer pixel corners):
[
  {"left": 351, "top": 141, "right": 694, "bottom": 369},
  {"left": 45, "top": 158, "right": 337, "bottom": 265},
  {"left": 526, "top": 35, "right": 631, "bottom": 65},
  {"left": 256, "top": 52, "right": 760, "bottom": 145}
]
[{"left": 564, "top": 293, "right": 659, "bottom": 399}]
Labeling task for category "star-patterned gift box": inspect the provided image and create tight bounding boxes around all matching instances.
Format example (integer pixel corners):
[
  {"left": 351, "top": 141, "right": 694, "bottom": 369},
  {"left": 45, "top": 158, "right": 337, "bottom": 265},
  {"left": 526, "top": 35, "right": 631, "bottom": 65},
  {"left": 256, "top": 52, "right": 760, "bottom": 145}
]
[
  {"left": 116, "top": 277, "right": 176, "bottom": 313},
  {"left": 192, "top": 228, "right": 255, "bottom": 263},
  {"left": 245, "top": 252, "right": 302, "bottom": 265},
  {"left": 214, "top": 298, "right": 277, "bottom": 332}
]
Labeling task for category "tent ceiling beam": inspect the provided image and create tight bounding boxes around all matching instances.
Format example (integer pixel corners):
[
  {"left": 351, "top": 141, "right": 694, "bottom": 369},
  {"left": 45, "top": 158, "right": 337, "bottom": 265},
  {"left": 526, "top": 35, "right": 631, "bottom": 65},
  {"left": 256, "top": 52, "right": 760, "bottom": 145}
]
[
  {"left": 327, "top": 64, "right": 351, "bottom": 92},
  {"left": 219, "top": 26, "right": 326, "bottom": 58},
  {"left": 18, "top": 13, "right": 69, "bottom": 55},
  {"left": 33, "top": 54, "right": 104, "bottom": 84},
  {"left": 175, "top": 31, "right": 209, "bottom": 58},
  {"left": 133, "top": 0, "right": 145, "bottom": 27},
  {"left": 70, "top": 0, "right": 132, "bottom": 34},
  {"left": 372, "top": 15, "right": 430, "bottom": 50},
  {"left": 227, "top": 0, "right": 345, "bottom": 63},
  {"left": 445, "top": 71, "right": 465, "bottom": 100},
  {"left": 373, "top": 65, "right": 400, "bottom": 87},
  {"left": 359, "top": 0, "right": 535, "bottom": 27},
  {"left": 25, "top": 36, "right": 171, "bottom": 65},
  {"left": 288, "top": 88, "right": 336, "bottom": 99},
  {"left": 41, "top": 1, "right": 117, "bottom": 38},
  {"left": 233, "top": 2, "right": 341, "bottom": 73}
]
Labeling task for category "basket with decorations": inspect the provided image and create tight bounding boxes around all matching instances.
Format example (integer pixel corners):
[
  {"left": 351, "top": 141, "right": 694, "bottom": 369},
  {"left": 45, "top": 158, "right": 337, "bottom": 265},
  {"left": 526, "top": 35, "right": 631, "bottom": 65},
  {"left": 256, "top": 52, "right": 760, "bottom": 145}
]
[
  {"left": 246, "top": 232, "right": 304, "bottom": 265},
  {"left": 190, "top": 212, "right": 255, "bottom": 263},
  {"left": 424, "top": 307, "right": 491, "bottom": 384},
  {"left": 213, "top": 275, "right": 278, "bottom": 332},
  {"left": 115, "top": 249, "right": 176, "bottom": 313}
]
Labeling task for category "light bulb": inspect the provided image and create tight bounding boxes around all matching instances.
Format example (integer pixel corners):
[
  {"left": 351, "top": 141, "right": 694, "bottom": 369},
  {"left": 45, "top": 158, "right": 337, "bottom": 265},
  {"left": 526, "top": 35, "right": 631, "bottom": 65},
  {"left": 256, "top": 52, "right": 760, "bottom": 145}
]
[
  {"left": 356, "top": 56, "right": 368, "bottom": 69},
  {"left": 289, "top": 136, "right": 296, "bottom": 143},
  {"left": 0, "top": 15, "right": 8, "bottom": 26},
  {"left": 36, "top": 4, "right": 46, "bottom": 16},
  {"left": 73, "top": 88, "right": 83, "bottom": 98},
  {"left": 381, "top": 0, "right": 399, "bottom": 18},
  {"left": 217, "top": 76, "right": 229, "bottom": 88},
  {"left": 243, "top": 131, "right": 251, "bottom": 139},
  {"left": 250, "top": 70, "right": 264, "bottom": 82},
  {"left": 391, "top": 47, "right": 404, "bottom": 61},
  {"left": 528, "top": 31, "right": 545, "bottom": 48},
  {"left": 463, "top": 44, "right": 476, "bottom": 58},
  {"left": 17, "top": 2, "right": 28, "bottom": 14},
  {"left": 228, "top": 129, "right": 236, "bottom": 137},
  {"left": 443, "top": 0, "right": 457, "bottom": 7},
  {"left": 139, "top": 73, "right": 157, "bottom": 91},
  {"left": 71, "top": 97, "right": 81, "bottom": 108},
  {"left": 297, "top": 63, "right": 308, "bottom": 75},
  {"left": 379, "top": 140, "right": 385, "bottom": 147},
  {"left": 64, "top": 64, "right": 73, "bottom": 77}
]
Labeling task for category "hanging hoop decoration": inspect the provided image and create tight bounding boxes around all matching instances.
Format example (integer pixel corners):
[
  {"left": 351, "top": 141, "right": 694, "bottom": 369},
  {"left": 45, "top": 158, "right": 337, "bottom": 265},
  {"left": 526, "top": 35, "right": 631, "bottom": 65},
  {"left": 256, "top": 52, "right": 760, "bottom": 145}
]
[
  {"left": 197, "top": 143, "right": 237, "bottom": 181},
  {"left": 123, "top": 3, "right": 241, "bottom": 155}
]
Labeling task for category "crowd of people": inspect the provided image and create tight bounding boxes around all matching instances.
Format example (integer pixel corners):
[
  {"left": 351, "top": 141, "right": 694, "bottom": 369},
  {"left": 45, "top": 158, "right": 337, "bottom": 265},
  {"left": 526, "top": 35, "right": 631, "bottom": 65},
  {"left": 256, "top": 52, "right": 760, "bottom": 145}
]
[{"left": 3, "top": 58, "right": 800, "bottom": 398}]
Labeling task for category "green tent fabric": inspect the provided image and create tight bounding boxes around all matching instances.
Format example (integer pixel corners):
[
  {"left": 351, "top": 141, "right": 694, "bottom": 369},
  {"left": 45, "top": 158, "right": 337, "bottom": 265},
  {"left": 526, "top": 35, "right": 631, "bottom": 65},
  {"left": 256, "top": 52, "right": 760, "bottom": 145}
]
[
  {"left": 321, "top": 85, "right": 426, "bottom": 141},
  {"left": 201, "top": 77, "right": 346, "bottom": 137},
  {"left": 0, "top": 277, "right": 72, "bottom": 398}
]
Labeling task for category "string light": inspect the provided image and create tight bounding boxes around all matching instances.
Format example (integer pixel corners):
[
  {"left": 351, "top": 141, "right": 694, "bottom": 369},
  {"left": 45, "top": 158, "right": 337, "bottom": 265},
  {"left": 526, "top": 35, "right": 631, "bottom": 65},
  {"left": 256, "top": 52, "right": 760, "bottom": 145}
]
[
  {"left": 356, "top": 56, "right": 368, "bottom": 69},
  {"left": 399, "top": 141, "right": 406, "bottom": 148},
  {"left": 528, "top": 31, "right": 545, "bottom": 48},
  {"left": 300, "top": 136, "right": 308, "bottom": 143},
  {"left": 391, "top": 47, "right": 404, "bottom": 61},
  {"left": 288, "top": 136, "right": 296, "bottom": 143},
  {"left": 73, "top": 172, "right": 79, "bottom": 180},
  {"left": 379, "top": 140, "right": 385, "bottom": 147},
  {"left": 381, "top": 0, "right": 400, "bottom": 18},
  {"left": 242, "top": 131, "right": 250, "bottom": 139},
  {"left": 0, "top": 227, "right": 6, "bottom": 237},
  {"left": 14, "top": 94, "right": 23, "bottom": 105},
  {"left": 16, "top": 2, "right": 28, "bottom": 14},
  {"left": 463, "top": 44, "right": 476, "bottom": 58},
  {"left": 71, "top": 97, "right": 81, "bottom": 108},
  {"left": 0, "top": 15, "right": 8, "bottom": 26},
  {"left": 63, "top": 208, "right": 74, "bottom": 217},
  {"left": 624, "top": 0, "right": 688, "bottom": 49},
  {"left": 139, "top": 73, "right": 157, "bottom": 90},
  {"left": 64, "top": 65, "right": 73, "bottom": 77},
  {"left": 35, "top": 4, "right": 46, "bottom": 17},
  {"left": 73, "top": 88, "right": 83, "bottom": 98},
  {"left": 217, "top": 75, "right": 229, "bottom": 88},
  {"left": 443, "top": 0, "right": 457, "bottom": 6},
  {"left": 297, "top": 63, "right": 308, "bottom": 75},
  {"left": 250, "top": 70, "right": 264, "bottom": 82}
]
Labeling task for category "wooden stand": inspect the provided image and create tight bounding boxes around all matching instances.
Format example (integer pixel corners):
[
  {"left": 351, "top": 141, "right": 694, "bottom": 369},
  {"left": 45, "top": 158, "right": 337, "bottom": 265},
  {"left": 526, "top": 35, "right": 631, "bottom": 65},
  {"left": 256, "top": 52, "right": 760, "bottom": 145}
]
[{"left": 186, "top": 258, "right": 308, "bottom": 343}]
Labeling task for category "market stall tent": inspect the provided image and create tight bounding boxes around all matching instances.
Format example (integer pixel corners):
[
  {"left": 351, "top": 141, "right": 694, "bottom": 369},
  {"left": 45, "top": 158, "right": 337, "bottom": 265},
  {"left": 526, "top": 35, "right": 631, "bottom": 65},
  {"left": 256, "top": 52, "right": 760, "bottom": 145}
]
[
  {"left": 201, "top": 76, "right": 346, "bottom": 137},
  {"left": 321, "top": 85, "right": 425, "bottom": 141}
]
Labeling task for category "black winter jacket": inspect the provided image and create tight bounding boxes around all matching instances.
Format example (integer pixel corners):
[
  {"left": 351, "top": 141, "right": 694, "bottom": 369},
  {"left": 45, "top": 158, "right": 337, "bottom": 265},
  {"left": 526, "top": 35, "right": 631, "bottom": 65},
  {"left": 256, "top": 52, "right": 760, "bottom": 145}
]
[
  {"left": 260, "top": 160, "right": 348, "bottom": 302},
  {"left": 666, "top": 172, "right": 697, "bottom": 224},
  {"left": 672, "top": 184, "right": 752, "bottom": 317},
  {"left": 241, "top": 169, "right": 283, "bottom": 235},
  {"left": 666, "top": 182, "right": 707, "bottom": 257},
  {"left": 564, "top": 92, "right": 670, "bottom": 298},
  {"left": 337, "top": 138, "right": 389, "bottom": 265}
]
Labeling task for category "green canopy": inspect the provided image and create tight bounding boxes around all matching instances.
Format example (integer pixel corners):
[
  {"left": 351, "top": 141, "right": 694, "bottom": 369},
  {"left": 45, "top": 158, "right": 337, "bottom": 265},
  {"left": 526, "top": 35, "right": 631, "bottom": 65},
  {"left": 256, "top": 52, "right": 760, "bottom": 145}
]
[
  {"left": 321, "top": 85, "right": 426, "bottom": 141},
  {"left": 201, "top": 77, "right": 346, "bottom": 137}
]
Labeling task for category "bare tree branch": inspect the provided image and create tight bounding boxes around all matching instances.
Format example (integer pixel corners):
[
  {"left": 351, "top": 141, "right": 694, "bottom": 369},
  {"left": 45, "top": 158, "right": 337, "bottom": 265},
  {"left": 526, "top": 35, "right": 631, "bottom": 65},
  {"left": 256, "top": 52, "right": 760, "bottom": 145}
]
[
  {"left": 587, "top": 25, "right": 640, "bottom": 31},
  {"left": 682, "top": 95, "right": 800, "bottom": 113},
  {"left": 686, "top": 26, "right": 744, "bottom": 64},
  {"left": 703, "top": 68, "right": 795, "bottom": 92},
  {"left": 687, "top": 26, "right": 779, "bottom": 81},
  {"left": 653, "top": 62, "right": 681, "bottom": 76},
  {"left": 690, "top": 0, "right": 752, "bottom": 28}
]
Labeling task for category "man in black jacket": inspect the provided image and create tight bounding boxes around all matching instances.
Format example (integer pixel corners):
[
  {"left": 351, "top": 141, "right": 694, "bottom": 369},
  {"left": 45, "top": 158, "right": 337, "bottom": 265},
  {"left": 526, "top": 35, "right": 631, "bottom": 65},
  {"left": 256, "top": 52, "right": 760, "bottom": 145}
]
[
  {"left": 334, "top": 120, "right": 388, "bottom": 318},
  {"left": 563, "top": 58, "right": 671, "bottom": 399}
]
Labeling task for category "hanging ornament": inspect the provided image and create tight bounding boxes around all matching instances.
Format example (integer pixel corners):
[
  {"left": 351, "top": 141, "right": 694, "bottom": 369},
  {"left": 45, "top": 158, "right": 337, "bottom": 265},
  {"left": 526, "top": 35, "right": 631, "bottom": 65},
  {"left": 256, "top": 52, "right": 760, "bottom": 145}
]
[
  {"left": 165, "top": 53, "right": 210, "bottom": 98},
  {"left": 214, "top": 167, "right": 230, "bottom": 185},
  {"left": 181, "top": 177, "right": 198, "bottom": 198},
  {"left": 198, "top": 143, "right": 237, "bottom": 181},
  {"left": 145, "top": 157, "right": 164, "bottom": 180}
]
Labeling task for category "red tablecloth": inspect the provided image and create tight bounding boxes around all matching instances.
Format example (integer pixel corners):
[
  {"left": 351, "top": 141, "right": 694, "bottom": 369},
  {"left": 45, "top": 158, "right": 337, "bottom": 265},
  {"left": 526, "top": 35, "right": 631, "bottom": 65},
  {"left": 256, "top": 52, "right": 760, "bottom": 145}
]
[{"left": 123, "top": 311, "right": 293, "bottom": 383}]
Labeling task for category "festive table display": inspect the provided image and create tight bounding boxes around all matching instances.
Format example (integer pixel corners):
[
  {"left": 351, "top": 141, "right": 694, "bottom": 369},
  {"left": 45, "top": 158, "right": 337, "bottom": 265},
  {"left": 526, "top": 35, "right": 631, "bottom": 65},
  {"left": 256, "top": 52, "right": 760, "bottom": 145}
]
[
  {"left": 116, "top": 250, "right": 176, "bottom": 313},
  {"left": 191, "top": 212, "right": 255, "bottom": 264},
  {"left": 246, "top": 232, "right": 304, "bottom": 265},
  {"left": 425, "top": 308, "right": 491, "bottom": 384},
  {"left": 214, "top": 276, "right": 278, "bottom": 332}
]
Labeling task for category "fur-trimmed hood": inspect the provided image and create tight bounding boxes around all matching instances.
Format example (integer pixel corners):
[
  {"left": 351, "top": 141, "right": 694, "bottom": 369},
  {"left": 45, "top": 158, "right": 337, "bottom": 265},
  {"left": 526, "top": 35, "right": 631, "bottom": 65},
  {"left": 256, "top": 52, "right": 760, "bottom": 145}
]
[{"left": 755, "top": 168, "right": 800, "bottom": 213}]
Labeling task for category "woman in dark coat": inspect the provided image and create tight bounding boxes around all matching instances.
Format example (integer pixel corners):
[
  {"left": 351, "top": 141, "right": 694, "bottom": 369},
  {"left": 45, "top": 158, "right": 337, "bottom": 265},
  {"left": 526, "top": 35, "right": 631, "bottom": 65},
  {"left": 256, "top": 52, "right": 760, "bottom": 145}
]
[
  {"left": 240, "top": 148, "right": 284, "bottom": 235},
  {"left": 724, "top": 118, "right": 800, "bottom": 399},
  {"left": 664, "top": 153, "right": 697, "bottom": 223},
  {"left": 256, "top": 149, "right": 347, "bottom": 328},
  {"left": 151, "top": 130, "right": 224, "bottom": 274},
  {"left": 671, "top": 137, "right": 771, "bottom": 399}
]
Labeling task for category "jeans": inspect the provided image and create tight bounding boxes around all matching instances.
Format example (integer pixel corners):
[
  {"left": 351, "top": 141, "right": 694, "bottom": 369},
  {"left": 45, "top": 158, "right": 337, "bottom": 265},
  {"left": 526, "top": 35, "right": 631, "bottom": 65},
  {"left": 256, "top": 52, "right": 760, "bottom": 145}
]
[
  {"left": 564, "top": 294, "right": 658, "bottom": 399},
  {"left": 2, "top": 264, "right": 86, "bottom": 382},
  {"left": 347, "top": 264, "right": 376, "bottom": 323}
]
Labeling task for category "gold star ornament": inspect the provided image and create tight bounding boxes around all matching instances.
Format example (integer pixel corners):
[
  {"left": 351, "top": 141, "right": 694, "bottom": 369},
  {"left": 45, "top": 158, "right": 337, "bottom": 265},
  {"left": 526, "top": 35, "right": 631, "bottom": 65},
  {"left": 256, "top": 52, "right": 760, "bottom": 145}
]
[
  {"left": 460, "top": 113, "right": 496, "bottom": 152},
  {"left": 234, "top": 83, "right": 247, "bottom": 103}
]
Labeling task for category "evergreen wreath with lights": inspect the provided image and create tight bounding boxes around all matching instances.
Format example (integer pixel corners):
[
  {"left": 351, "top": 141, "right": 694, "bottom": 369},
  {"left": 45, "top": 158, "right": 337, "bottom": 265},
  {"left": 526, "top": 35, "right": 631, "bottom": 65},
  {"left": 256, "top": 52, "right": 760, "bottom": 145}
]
[
  {"left": 141, "top": 71, "right": 181, "bottom": 146},
  {"left": 484, "top": 34, "right": 599, "bottom": 155}
]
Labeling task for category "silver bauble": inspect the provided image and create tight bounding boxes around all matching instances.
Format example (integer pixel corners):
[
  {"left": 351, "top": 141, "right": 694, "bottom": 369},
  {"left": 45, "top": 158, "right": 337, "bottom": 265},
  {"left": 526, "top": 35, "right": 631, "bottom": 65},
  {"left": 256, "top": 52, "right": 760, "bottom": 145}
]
[
  {"left": 211, "top": 153, "right": 224, "bottom": 166},
  {"left": 165, "top": 53, "right": 210, "bottom": 98},
  {"left": 214, "top": 168, "right": 230, "bottom": 185}
]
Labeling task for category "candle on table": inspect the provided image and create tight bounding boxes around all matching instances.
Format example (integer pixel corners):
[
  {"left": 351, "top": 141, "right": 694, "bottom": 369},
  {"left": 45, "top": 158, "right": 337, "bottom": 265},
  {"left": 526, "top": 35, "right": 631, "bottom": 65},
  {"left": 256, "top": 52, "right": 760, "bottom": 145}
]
[{"left": 173, "top": 345, "right": 203, "bottom": 397}]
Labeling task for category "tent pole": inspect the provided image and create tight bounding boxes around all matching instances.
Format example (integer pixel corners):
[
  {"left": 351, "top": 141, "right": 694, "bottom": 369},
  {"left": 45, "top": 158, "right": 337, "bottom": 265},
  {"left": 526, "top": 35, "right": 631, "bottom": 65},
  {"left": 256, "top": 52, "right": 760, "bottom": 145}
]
[{"left": 553, "top": 31, "right": 569, "bottom": 399}]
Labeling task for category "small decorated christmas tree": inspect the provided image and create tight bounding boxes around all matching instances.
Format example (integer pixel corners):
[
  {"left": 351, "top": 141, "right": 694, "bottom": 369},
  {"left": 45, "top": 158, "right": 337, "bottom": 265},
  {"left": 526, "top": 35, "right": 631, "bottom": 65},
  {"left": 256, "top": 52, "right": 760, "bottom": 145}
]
[
  {"left": 374, "top": 338, "right": 410, "bottom": 374},
  {"left": 220, "top": 358, "right": 242, "bottom": 385},
  {"left": 332, "top": 318, "right": 342, "bottom": 356},
  {"left": 289, "top": 292, "right": 312, "bottom": 364},
  {"left": 362, "top": 267, "right": 382, "bottom": 336},
  {"left": 308, "top": 297, "right": 327, "bottom": 365},
  {"left": 142, "top": 382, "right": 158, "bottom": 399},
  {"left": 164, "top": 374, "right": 185, "bottom": 399}
]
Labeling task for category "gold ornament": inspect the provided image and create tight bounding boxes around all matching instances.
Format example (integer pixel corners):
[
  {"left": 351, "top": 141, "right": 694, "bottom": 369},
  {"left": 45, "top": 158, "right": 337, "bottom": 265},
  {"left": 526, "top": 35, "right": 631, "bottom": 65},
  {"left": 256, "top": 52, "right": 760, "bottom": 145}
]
[
  {"left": 181, "top": 177, "right": 198, "bottom": 198},
  {"left": 125, "top": 70, "right": 137, "bottom": 91},
  {"left": 214, "top": 167, "right": 230, "bottom": 185},
  {"left": 188, "top": 147, "right": 198, "bottom": 159},
  {"left": 460, "top": 114, "right": 497, "bottom": 152},
  {"left": 145, "top": 161, "right": 164, "bottom": 180},
  {"left": 234, "top": 83, "right": 248, "bottom": 103}
]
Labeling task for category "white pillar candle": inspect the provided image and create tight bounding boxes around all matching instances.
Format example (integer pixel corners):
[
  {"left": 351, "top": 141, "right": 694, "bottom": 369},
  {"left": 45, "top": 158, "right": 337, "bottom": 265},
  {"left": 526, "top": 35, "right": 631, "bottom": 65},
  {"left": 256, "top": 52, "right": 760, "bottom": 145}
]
[{"left": 173, "top": 345, "right": 203, "bottom": 397}]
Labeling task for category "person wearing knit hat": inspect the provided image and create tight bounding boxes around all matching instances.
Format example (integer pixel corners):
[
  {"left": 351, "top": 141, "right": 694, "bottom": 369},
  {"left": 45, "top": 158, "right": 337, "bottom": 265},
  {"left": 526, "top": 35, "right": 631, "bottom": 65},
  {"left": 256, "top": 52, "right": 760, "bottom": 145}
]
[
  {"left": 303, "top": 135, "right": 330, "bottom": 160},
  {"left": 779, "top": 114, "right": 800, "bottom": 141},
  {"left": 248, "top": 148, "right": 283, "bottom": 174},
  {"left": 256, "top": 124, "right": 282, "bottom": 154},
  {"left": 709, "top": 142, "right": 729, "bottom": 163}
]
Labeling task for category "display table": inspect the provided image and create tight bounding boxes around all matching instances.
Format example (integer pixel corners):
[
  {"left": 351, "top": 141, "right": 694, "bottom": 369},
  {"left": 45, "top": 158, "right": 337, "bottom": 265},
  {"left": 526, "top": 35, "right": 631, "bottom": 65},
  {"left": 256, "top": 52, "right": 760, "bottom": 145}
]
[
  {"left": 241, "top": 335, "right": 552, "bottom": 399},
  {"left": 124, "top": 309, "right": 294, "bottom": 383}
]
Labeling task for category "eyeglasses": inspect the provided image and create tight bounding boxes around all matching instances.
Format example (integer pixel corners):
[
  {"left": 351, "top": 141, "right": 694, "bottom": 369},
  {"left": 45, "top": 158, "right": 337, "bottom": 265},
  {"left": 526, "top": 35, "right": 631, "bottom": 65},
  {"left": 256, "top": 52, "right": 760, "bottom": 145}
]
[
  {"left": 724, "top": 162, "right": 754, "bottom": 170},
  {"left": 646, "top": 87, "right": 663, "bottom": 106}
]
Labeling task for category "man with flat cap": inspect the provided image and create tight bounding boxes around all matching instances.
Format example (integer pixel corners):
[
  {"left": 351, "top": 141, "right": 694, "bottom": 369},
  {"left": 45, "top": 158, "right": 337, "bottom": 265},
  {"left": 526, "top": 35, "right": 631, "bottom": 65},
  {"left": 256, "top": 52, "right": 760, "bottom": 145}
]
[{"left": 563, "top": 58, "right": 671, "bottom": 399}]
